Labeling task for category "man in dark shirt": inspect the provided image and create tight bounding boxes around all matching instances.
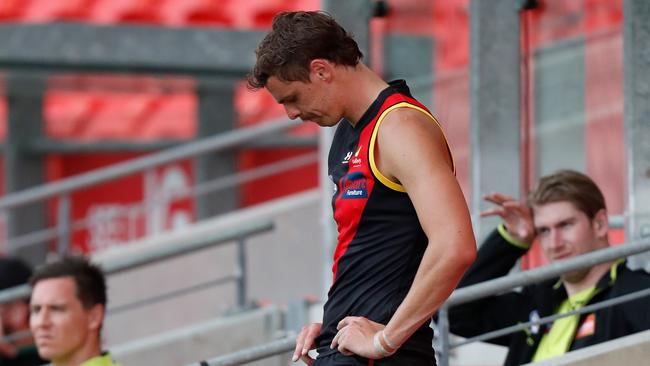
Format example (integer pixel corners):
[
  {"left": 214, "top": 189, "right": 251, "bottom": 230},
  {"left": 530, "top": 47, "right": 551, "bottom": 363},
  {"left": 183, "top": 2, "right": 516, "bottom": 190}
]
[{"left": 449, "top": 170, "right": 650, "bottom": 365}]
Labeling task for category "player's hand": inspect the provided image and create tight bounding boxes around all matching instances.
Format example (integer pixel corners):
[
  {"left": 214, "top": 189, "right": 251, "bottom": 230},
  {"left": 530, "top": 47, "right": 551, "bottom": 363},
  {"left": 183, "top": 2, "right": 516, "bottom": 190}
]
[
  {"left": 481, "top": 193, "right": 535, "bottom": 244},
  {"left": 331, "top": 316, "right": 386, "bottom": 359},
  {"left": 292, "top": 322, "right": 321, "bottom": 365}
]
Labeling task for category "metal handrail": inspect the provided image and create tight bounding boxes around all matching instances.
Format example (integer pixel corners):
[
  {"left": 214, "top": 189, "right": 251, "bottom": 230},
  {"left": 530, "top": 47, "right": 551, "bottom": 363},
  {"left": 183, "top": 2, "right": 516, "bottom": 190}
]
[
  {"left": 0, "top": 117, "right": 298, "bottom": 211},
  {"left": 0, "top": 219, "right": 274, "bottom": 305},
  {"left": 446, "top": 237, "right": 650, "bottom": 307},
  {"left": 192, "top": 237, "right": 650, "bottom": 366},
  {"left": 450, "top": 286, "right": 650, "bottom": 348},
  {"left": 107, "top": 274, "right": 240, "bottom": 315},
  {"left": 0, "top": 116, "right": 300, "bottom": 255},
  {"left": 3, "top": 151, "right": 318, "bottom": 252},
  {"left": 187, "top": 335, "right": 296, "bottom": 366}
]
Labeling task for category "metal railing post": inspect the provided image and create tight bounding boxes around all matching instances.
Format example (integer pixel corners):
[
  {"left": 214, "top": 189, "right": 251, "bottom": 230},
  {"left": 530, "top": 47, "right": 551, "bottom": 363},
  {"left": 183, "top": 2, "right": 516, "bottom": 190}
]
[
  {"left": 437, "top": 304, "right": 451, "bottom": 366},
  {"left": 0, "top": 210, "right": 6, "bottom": 252},
  {"left": 237, "top": 237, "right": 247, "bottom": 308},
  {"left": 144, "top": 167, "right": 159, "bottom": 236},
  {"left": 57, "top": 194, "right": 71, "bottom": 254}
]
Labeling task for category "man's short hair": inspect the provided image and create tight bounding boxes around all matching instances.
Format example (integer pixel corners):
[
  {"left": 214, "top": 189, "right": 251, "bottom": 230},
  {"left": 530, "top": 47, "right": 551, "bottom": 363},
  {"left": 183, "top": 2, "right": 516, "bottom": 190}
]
[
  {"left": 247, "top": 11, "right": 363, "bottom": 89},
  {"left": 528, "top": 169, "right": 606, "bottom": 219},
  {"left": 29, "top": 255, "right": 106, "bottom": 310}
]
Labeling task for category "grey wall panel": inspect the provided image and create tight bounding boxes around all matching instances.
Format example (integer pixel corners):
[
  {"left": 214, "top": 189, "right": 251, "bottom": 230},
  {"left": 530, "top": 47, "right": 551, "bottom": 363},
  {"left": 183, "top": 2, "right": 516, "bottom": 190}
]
[{"left": 534, "top": 37, "right": 586, "bottom": 176}]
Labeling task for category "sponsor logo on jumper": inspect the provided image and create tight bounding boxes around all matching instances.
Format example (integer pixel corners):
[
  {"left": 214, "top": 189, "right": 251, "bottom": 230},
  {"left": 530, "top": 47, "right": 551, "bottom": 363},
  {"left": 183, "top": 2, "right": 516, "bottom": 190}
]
[
  {"left": 341, "top": 171, "right": 368, "bottom": 199},
  {"left": 576, "top": 313, "right": 596, "bottom": 339},
  {"left": 342, "top": 146, "right": 362, "bottom": 165},
  {"left": 342, "top": 151, "right": 353, "bottom": 164},
  {"left": 351, "top": 146, "right": 363, "bottom": 167}
]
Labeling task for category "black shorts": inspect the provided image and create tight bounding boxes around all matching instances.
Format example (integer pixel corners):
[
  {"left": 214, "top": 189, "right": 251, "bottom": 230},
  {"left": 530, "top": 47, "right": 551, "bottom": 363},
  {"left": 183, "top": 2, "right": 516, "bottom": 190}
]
[{"left": 314, "top": 350, "right": 436, "bottom": 366}]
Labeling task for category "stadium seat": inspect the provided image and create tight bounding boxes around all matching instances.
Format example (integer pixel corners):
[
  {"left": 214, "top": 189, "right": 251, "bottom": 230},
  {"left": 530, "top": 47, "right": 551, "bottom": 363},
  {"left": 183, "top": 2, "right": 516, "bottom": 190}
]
[
  {"left": 45, "top": 0, "right": 96, "bottom": 22},
  {"left": 88, "top": 0, "right": 133, "bottom": 24},
  {"left": 0, "top": 0, "right": 30, "bottom": 22},
  {"left": 250, "top": 1, "right": 298, "bottom": 28},
  {"left": 138, "top": 95, "right": 196, "bottom": 140},
  {"left": 249, "top": 0, "right": 319, "bottom": 28},
  {"left": 115, "top": 0, "right": 164, "bottom": 25},
  {"left": 45, "top": 92, "right": 100, "bottom": 139},
  {"left": 182, "top": 0, "right": 234, "bottom": 28},
  {"left": 75, "top": 94, "right": 153, "bottom": 140}
]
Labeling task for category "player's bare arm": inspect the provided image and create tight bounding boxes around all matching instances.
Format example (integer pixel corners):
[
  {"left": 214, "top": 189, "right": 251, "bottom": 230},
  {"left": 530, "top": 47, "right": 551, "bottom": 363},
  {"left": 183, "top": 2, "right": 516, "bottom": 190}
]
[{"left": 331, "top": 108, "right": 476, "bottom": 357}]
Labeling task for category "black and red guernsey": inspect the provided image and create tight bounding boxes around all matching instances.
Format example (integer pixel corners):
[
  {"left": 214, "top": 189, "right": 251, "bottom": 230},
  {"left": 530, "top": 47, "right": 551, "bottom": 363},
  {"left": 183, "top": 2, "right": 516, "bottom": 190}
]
[{"left": 315, "top": 80, "right": 455, "bottom": 362}]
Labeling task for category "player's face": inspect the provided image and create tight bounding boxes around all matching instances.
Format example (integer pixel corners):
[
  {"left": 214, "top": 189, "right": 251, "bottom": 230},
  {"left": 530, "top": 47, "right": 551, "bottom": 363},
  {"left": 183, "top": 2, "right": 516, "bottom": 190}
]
[
  {"left": 266, "top": 75, "right": 341, "bottom": 127},
  {"left": 533, "top": 201, "right": 606, "bottom": 283},
  {"left": 30, "top": 277, "right": 101, "bottom": 363}
]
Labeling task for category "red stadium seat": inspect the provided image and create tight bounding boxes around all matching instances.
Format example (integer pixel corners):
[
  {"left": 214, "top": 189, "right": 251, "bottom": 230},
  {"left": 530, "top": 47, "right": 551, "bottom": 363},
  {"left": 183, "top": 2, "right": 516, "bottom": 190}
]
[
  {"left": 18, "top": 0, "right": 91, "bottom": 23},
  {"left": 250, "top": 1, "right": 298, "bottom": 28},
  {"left": 138, "top": 95, "right": 196, "bottom": 140},
  {"left": 45, "top": 92, "right": 101, "bottom": 140},
  {"left": 0, "top": 0, "right": 31, "bottom": 22},
  {"left": 249, "top": 0, "right": 319, "bottom": 28},
  {"left": 181, "top": 0, "right": 234, "bottom": 27},
  {"left": 74, "top": 94, "right": 153, "bottom": 140},
  {"left": 49, "top": 0, "right": 96, "bottom": 22},
  {"left": 88, "top": 0, "right": 133, "bottom": 24},
  {"left": 115, "top": 0, "right": 164, "bottom": 25}
]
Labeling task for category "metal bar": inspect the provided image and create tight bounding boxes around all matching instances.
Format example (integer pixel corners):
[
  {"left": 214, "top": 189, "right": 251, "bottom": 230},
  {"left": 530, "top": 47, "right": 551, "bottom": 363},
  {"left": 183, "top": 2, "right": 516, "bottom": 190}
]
[
  {"left": 26, "top": 139, "right": 184, "bottom": 154},
  {"left": 187, "top": 335, "right": 295, "bottom": 366},
  {"left": 446, "top": 237, "right": 650, "bottom": 307},
  {"left": 56, "top": 194, "right": 71, "bottom": 255},
  {"left": 80, "top": 152, "right": 315, "bottom": 234},
  {"left": 244, "top": 135, "right": 318, "bottom": 148},
  {"left": 1, "top": 329, "right": 32, "bottom": 344},
  {"left": 3, "top": 226, "right": 60, "bottom": 251},
  {"left": 609, "top": 215, "right": 625, "bottom": 229},
  {"left": 4, "top": 72, "right": 48, "bottom": 261},
  {"left": 143, "top": 167, "right": 160, "bottom": 236},
  {"left": 2, "top": 152, "right": 317, "bottom": 253},
  {"left": 107, "top": 274, "right": 239, "bottom": 315},
  {"left": 0, "top": 23, "right": 264, "bottom": 76},
  {"left": 191, "top": 152, "right": 319, "bottom": 199},
  {"left": 319, "top": 125, "right": 336, "bottom": 302},
  {"left": 437, "top": 305, "right": 451, "bottom": 366},
  {"left": 9, "top": 196, "right": 614, "bottom": 259},
  {"left": 6, "top": 181, "right": 618, "bottom": 293},
  {"left": 0, "top": 285, "right": 30, "bottom": 305},
  {"left": 0, "top": 118, "right": 298, "bottom": 211},
  {"left": 624, "top": 0, "right": 650, "bottom": 271},
  {"left": 236, "top": 238, "right": 247, "bottom": 309},
  {"left": 194, "top": 77, "right": 237, "bottom": 219},
  {"left": 451, "top": 287, "right": 650, "bottom": 348},
  {"left": 469, "top": 0, "right": 522, "bottom": 240},
  {"left": 0, "top": 220, "right": 274, "bottom": 305},
  {"left": 101, "top": 221, "right": 273, "bottom": 275}
]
